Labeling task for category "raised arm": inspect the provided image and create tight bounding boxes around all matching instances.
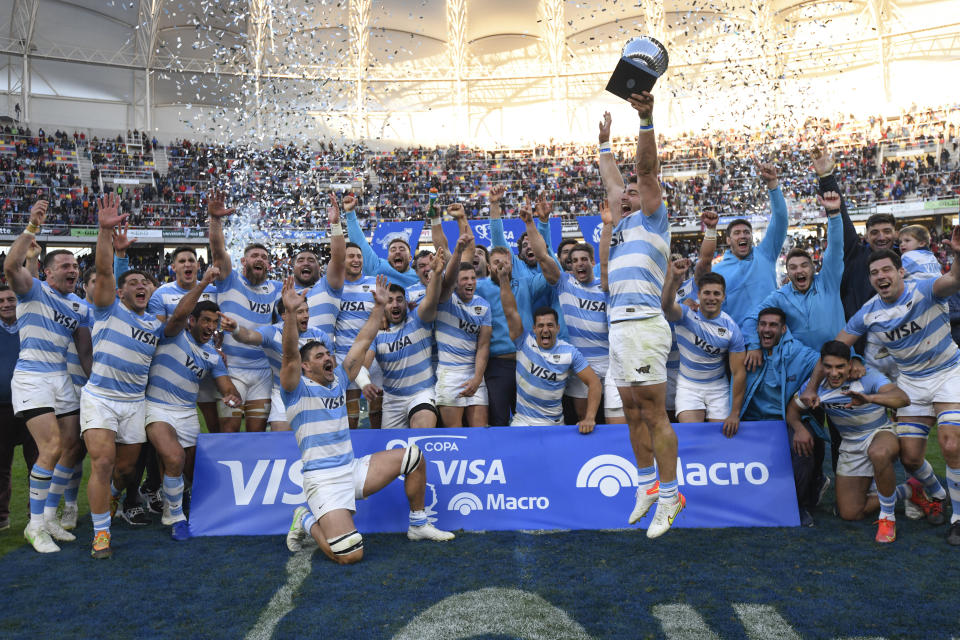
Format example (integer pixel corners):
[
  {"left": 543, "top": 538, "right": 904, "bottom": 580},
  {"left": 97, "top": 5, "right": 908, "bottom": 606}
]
[
  {"left": 207, "top": 190, "right": 236, "bottom": 278},
  {"left": 488, "top": 185, "right": 510, "bottom": 250},
  {"left": 448, "top": 203, "right": 474, "bottom": 266},
  {"left": 660, "top": 257, "right": 689, "bottom": 323},
  {"left": 755, "top": 163, "right": 788, "bottom": 261},
  {"left": 695, "top": 210, "right": 719, "bottom": 281},
  {"left": 344, "top": 195, "right": 382, "bottom": 276},
  {"left": 416, "top": 247, "right": 447, "bottom": 324},
  {"left": 24, "top": 239, "right": 40, "bottom": 278},
  {"left": 427, "top": 192, "right": 448, "bottom": 253},
  {"left": 599, "top": 201, "right": 613, "bottom": 292},
  {"left": 342, "top": 275, "right": 388, "bottom": 381},
  {"left": 325, "top": 193, "right": 347, "bottom": 290},
  {"left": 218, "top": 314, "right": 264, "bottom": 346},
  {"left": 520, "top": 203, "right": 561, "bottom": 285},
  {"left": 598, "top": 112, "right": 625, "bottom": 225},
  {"left": 3, "top": 200, "right": 48, "bottom": 295},
  {"left": 812, "top": 149, "right": 860, "bottom": 264},
  {"left": 496, "top": 262, "right": 522, "bottom": 342},
  {"left": 933, "top": 226, "right": 960, "bottom": 298},
  {"left": 112, "top": 221, "right": 137, "bottom": 271},
  {"left": 626, "top": 92, "right": 662, "bottom": 217},
  {"left": 165, "top": 266, "right": 219, "bottom": 337},
  {"left": 441, "top": 234, "right": 471, "bottom": 302},
  {"left": 279, "top": 276, "right": 309, "bottom": 392},
  {"left": 93, "top": 193, "right": 125, "bottom": 308},
  {"left": 818, "top": 192, "right": 844, "bottom": 290}
]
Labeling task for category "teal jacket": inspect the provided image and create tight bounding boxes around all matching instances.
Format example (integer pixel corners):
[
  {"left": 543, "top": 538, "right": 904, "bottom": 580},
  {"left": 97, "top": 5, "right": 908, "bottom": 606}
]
[{"left": 741, "top": 331, "right": 820, "bottom": 420}]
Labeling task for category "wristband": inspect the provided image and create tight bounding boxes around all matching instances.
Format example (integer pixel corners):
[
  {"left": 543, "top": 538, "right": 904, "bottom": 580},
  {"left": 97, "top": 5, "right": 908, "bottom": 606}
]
[
  {"left": 354, "top": 366, "right": 372, "bottom": 389},
  {"left": 598, "top": 143, "right": 612, "bottom": 155},
  {"left": 25, "top": 222, "right": 39, "bottom": 235},
  {"left": 704, "top": 228, "right": 717, "bottom": 240},
  {"left": 329, "top": 223, "right": 343, "bottom": 237},
  {"left": 430, "top": 217, "right": 442, "bottom": 227},
  {"left": 639, "top": 116, "right": 653, "bottom": 127},
  {"left": 639, "top": 124, "right": 654, "bottom": 132}
]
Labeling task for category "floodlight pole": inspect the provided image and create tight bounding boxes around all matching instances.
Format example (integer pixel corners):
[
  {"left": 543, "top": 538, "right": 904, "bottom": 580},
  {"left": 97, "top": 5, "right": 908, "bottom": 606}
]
[
  {"left": 350, "top": 0, "right": 371, "bottom": 139},
  {"left": 9, "top": 0, "right": 38, "bottom": 123},
  {"left": 446, "top": 0, "right": 468, "bottom": 140},
  {"left": 540, "top": 0, "right": 567, "bottom": 133},
  {"left": 134, "top": 0, "right": 163, "bottom": 133},
  {"left": 247, "top": 0, "right": 274, "bottom": 141},
  {"left": 867, "top": 0, "right": 895, "bottom": 102}
]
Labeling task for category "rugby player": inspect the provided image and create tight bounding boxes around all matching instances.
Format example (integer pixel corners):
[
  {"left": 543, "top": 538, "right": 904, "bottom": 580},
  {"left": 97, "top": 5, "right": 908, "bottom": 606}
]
[
  {"left": 597, "top": 95, "right": 684, "bottom": 538},
  {"left": 280, "top": 275, "right": 453, "bottom": 564},
  {"left": 83, "top": 193, "right": 164, "bottom": 558},
  {"left": 144, "top": 267, "right": 241, "bottom": 540},
  {"left": 789, "top": 341, "right": 909, "bottom": 543},
  {"left": 4, "top": 200, "right": 91, "bottom": 552},
  {"left": 208, "top": 190, "right": 282, "bottom": 433},
  {"left": 364, "top": 248, "right": 447, "bottom": 428},
  {"left": 296, "top": 194, "right": 347, "bottom": 334}
]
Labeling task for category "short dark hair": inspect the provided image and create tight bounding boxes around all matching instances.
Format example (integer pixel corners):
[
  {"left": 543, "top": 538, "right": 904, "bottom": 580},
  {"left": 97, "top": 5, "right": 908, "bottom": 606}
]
[
  {"left": 0, "top": 284, "right": 11, "bottom": 293},
  {"left": 415, "top": 249, "right": 433, "bottom": 261},
  {"left": 757, "top": 306, "right": 786, "bottom": 324},
  {"left": 388, "top": 237, "right": 411, "bottom": 252},
  {"left": 171, "top": 246, "right": 197, "bottom": 261},
  {"left": 820, "top": 340, "right": 851, "bottom": 361},
  {"left": 82, "top": 266, "right": 97, "bottom": 286},
  {"left": 867, "top": 249, "right": 901, "bottom": 270},
  {"left": 865, "top": 213, "right": 896, "bottom": 230},
  {"left": 294, "top": 248, "right": 318, "bottom": 261},
  {"left": 117, "top": 269, "right": 151, "bottom": 287},
  {"left": 726, "top": 218, "right": 752, "bottom": 234},
  {"left": 43, "top": 249, "right": 74, "bottom": 270},
  {"left": 557, "top": 238, "right": 578, "bottom": 256},
  {"left": 475, "top": 245, "right": 489, "bottom": 258},
  {"left": 191, "top": 300, "right": 220, "bottom": 318},
  {"left": 244, "top": 243, "right": 269, "bottom": 256},
  {"left": 388, "top": 283, "right": 406, "bottom": 297},
  {"left": 345, "top": 241, "right": 362, "bottom": 252},
  {"left": 299, "top": 340, "right": 327, "bottom": 361},
  {"left": 518, "top": 232, "right": 530, "bottom": 254},
  {"left": 569, "top": 242, "right": 595, "bottom": 261},
  {"left": 785, "top": 248, "right": 813, "bottom": 265},
  {"left": 458, "top": 262, "right": 476, "bottom": 273},
  {"left": 697, "top": 272, "right": 726, "bottom": 291},
  {"left": 533, "top": 306, "right": 558, "bottom": 324}
]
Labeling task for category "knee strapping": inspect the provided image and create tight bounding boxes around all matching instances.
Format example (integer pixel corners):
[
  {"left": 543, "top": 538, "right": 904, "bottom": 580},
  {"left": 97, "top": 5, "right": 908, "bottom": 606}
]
[
  {"left": 897, "top": 421, "right": 930, "bottom": 438},
  {"left": 245, "top": 404, "right": 270, "bottom": 420},
  {"left": 401, "top": 444, "right": 423, "bottom": 475},
  {"left": 937, "top": 410, "right": 960, "bottom": 428},
  {"left": 327, "top": 530, "right": 363, "bottom": 556}
]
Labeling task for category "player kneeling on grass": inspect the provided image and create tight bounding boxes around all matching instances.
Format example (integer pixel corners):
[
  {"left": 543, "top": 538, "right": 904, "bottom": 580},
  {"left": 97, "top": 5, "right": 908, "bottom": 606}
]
[
  {"left": 280, "top": 275, "right": 453, "bottom": 564},
  {"left": 144, "top": 267, "right": 242, "bottom": 541},
  {"left": 788, "top": 341, "right": 910, "bottom": 543}
]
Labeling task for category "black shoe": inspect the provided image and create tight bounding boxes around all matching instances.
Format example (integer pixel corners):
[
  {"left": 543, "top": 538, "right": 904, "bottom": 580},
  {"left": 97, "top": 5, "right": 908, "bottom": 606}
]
[
  {"left": 947, "top": 521, "right": 960, "bottom": 546},
  {"left": 120, "top": 505, "right": 152, "bottom": 527},
  {"left": 800, "top": 509, "right": 815, "bottom": 527},
  {"left": 140, "top": 488, "right": 163, "bottom": 515}
]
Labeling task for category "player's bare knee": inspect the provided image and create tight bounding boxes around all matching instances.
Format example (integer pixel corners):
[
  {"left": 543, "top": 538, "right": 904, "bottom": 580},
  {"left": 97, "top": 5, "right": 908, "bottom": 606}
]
[
  {"left": 899, "top": 449, "right": 925, "bottom": 470},
  {"left": 837, "top": 503, "right": 865, "bottom": 521}
]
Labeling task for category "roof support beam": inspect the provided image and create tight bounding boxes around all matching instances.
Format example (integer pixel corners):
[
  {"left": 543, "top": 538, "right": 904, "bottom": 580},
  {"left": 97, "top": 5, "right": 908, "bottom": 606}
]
[
  {"left": 247, "top": 0, "right": 273, "bottom": 140},
  {"left": 447, "top": 0, "right": 468, "bottom": 138},
  {"left": 8, "top": 0, "right": 38, "bottom": 122},
  {"left": 350, "top": 0, "right": 371, "bottom": 139},
  {"left": 133, "top": 0, "right": 163, "bottom": 132}
]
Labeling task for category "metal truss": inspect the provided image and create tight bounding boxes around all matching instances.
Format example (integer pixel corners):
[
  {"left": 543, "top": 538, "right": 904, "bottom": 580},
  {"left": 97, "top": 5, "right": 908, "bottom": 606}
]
[
  {"left": 133, "top": 0, "right": 163, "bottom": 131},
  {"left": 7, "top": 0, "right": 38, "bottom": 121},
  {"left": 350, "top": 0, "right": 371, "bottom": 138},
  {"left": 446, "top": 0, "right": 468, "bottom": 137}
]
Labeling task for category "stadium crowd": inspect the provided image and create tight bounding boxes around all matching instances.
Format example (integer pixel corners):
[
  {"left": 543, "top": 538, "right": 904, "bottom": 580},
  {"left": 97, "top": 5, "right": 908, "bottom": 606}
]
[{"left": 3, "top": 94, "right": 960, "bottom": 564}]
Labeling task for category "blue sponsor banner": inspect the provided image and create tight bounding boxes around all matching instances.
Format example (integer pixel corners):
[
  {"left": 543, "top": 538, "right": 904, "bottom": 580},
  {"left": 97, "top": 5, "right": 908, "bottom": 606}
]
[
  {"left": 440, "top": 218, "right": 562, "bottom": 252},
  {"left": 189, "top": 422, "right": 799, "bottom": 537},
  {"left": 370, "top": 221, "right": 424, "bottom": 259},
  {"left": 576, "top": 215, "right": 603, "bottom": 255}
]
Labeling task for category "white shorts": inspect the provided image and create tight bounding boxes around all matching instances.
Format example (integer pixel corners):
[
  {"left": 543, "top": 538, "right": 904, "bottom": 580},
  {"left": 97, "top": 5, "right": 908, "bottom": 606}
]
[
  {"left": 674, "top": 378, "right": 730, "bottom": 419},
  {"left": 435, "top": 367, "right": 488, "bottom": 408},
  {"left": 80, "top": 389, "right": 146, "bottom": 445},
  {"left": 609, "top": 315, "right": 671, "bottom": 386},
  {"left": 510, "top": 413, "right": 563, "bottom": 427},
  {"left": 897, "top": 363, "right": 960, "bottom": 419},
  {"left": 197, "top": 375, "right": 218, "bottom": 403},
  {"left": 303, "top": 455, "right": 371, "bottom": 520},
  {"left": 145, "top": 401, "right": 202, "bottom": 448},
  {"left": 837, "top": 426, "right": 895, "bottom": 478},
  {"left": 228, "top": 367, "right": 273, "bottom": 403},
  {"left": 12, "top": 370, "right": 79, "bottom": 417},
  {"left": 564, "top": 369, "right": 624, "bottom": 415},
  {"left": 381, "top": 387, "right": 436, "bottom": 428},
  {"left": 268, "top": 384, "right": 287, "bottom": 424}
]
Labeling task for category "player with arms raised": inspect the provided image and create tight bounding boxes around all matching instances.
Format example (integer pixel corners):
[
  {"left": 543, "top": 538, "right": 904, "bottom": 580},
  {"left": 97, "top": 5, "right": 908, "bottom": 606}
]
[{"left": 280, "top": 275, "right": 453, "bottom": 564}]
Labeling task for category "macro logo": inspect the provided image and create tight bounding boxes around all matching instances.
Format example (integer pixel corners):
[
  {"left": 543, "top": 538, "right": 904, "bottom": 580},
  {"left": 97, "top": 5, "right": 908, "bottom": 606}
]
[
  {"left": 592, "top": 222, "right": 603, "bottom": 245},
  {"left": 575, "top": 455, "right": 638, "bottom": 497},
  {"left": 378, "top": 229, "right": 414, "bottom": 250},
  {"left": 447, "top": 492, "right": 483, "bottom": 515}
]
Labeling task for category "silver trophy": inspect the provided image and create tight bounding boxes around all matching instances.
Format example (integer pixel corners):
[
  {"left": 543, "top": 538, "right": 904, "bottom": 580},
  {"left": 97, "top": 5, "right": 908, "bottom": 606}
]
[{"left": 605, "top": 36, "right": 669, "bottom": 101}]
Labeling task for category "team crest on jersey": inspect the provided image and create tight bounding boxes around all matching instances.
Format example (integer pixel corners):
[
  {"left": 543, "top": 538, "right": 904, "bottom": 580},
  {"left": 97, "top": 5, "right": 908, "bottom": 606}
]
[
  {"left": 677, "top": 288, "right": 686, "bottom": 297},
  {"left": 718, "top": 327, "right": 726, "bottom": 336},
  {"left": 362, "top": 285, "right": 370, "bottom": 291},
  {"left": 841, "top": 385, "right": 850, "bottom": 392},
  {"left": 72, "top": 302, "right": 80, "bottom": 311},
  {"left": 474, "top": 306, "right": 483, "bottom": 315},
  {"left": 905, "top": 300, "right": 912, "bottom": 308},
  {"left": 551, "top": 354, "right": 561, "bottom": 363}
]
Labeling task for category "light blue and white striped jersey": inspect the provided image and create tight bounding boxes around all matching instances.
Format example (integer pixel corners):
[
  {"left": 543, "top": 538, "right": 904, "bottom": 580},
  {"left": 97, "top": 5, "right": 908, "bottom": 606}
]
[
  {"left": 370, "top": 312, "right": 435, "bottom": 395},
  {"left": 257, "top": 323, "right": 334, "bottom": 386},
  {"left": 675, "top": 306, "right": 745, "bottom": 385},
  {"left": 66, "top": 300, "right": 94, "bottom": 387},
  {"left": 845, "top": 278, "right": 960, "bottom": 380},
  {"left": 407, "top": 282, "right": 427, "bottom": 307},
  {"left": 514, "top": 333, "right": 589, "bottom": 424},
  {"left": 607, "top": 202, "right": 671, "bottom": 322},
  {"left": 14, "top": 278, "right": 90, "bottom": 375},
  {"left": 215, "top": 270, "right": 281, "bottom": 370},
  {"left": 553, "top": 273, "right": 608, "bottom": 374},
  {"left": 146, "top": 329, "right": 227, "bottom": 408},
  {"left": 282, "top": 366, "right": 353, "bottom": 472},
  {"left": 435, "top": 293, "right": 491, "bottom": 371},
  {"left": 147, "top": 281, "right": 217, "bottom": 319},
  {"left": 901, "top": 249, "right": 941, "bottom": 280},
  {"left": 302, "top": 277, "right": 341, "bottom": 335},
  {"left": 86, "top": 299, "right": 163, "bottom": 402},
  {"left": 666, "top": 323, "right": 680, "bottom": 379},
  {"left": 675, "top": 276, "right": 699, "bottom": 304},
  {"left": 335, "top": 275, "right": 378, "bottom": 358},
  {"left": 799, "top": 370, "right": 893, "bottom": 442}
]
